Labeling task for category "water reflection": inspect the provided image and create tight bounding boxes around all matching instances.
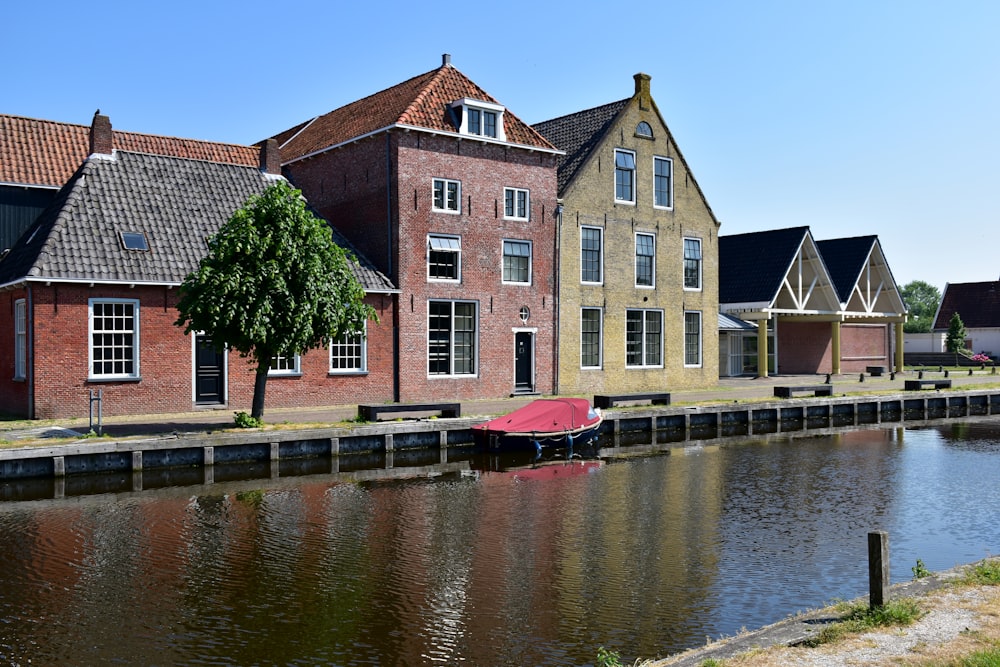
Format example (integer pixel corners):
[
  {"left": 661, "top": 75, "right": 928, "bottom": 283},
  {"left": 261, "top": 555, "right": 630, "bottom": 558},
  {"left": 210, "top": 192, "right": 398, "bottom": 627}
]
[{"left": 0, "top": 422, "right": 998, "bottom": 665}]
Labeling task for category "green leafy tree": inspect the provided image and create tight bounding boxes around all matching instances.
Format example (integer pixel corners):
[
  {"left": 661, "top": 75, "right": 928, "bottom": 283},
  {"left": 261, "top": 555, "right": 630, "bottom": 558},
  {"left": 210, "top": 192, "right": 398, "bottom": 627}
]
[
  {"left": 176, "top": 181, "right": 376, "bottom": 420},
  {"left": 945, "top": 311, "right": 967, "bottom": 362},
  {"left": 900, "top": 280, "right": 941, "bottom": 333}
]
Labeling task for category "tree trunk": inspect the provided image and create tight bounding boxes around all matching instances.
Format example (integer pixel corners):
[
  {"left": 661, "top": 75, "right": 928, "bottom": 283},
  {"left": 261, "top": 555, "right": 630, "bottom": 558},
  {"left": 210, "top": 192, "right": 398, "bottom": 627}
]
[{"left": 251, "top": 363, "right": 269, "bottom": 420}]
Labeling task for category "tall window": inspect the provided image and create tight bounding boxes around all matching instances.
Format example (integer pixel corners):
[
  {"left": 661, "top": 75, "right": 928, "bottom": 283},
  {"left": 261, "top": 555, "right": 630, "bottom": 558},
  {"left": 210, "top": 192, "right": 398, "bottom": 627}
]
[
  {"left": 581, "top": 226, "right": 603, "bottom": 284},
  {"left": 685, "top": 311, "right": 702, "bottom": 367},
  {"left": 654, "top": 156, "right": 673, "bottom": 208},
  {"left": 89, "top": 299, "right": 139, "bottom": 379},
  {"left": 615, "top": 149, "right": 636, "bottom": 203},
  {"left": 269, "top": 354, "right": 300, "bottom": 375},
  {"left": 684, "top": 238, "right": 702, "bottom": 290},
  {"left": 626, "top": 309, "right": 663, "bottom": 367},
  {"left": 428, "top": 235, "right": 461, "bottom": 281},
  {"left": 581, "top": 308, "right": 603, "bottom": 369},
  {"left": 432, "top": 179, "right": 461, "bottom": 213},
  {"left": 429, "top": 301, "right": 477, "bottom": 376},
  {"left": 14, "top": 299, "right": 26, "bottom": 380},
  {"left": 502, "top": 240, "right": 531, "bottom": 284},
  {"left": 635, "top": 233, "right": 655, "bottom": 287},
  {"left": 504, "top": 187, "right": 529, "bottom": 220},
  {"left": 330, "top": 328, "right": 366, "bottom": 373}
]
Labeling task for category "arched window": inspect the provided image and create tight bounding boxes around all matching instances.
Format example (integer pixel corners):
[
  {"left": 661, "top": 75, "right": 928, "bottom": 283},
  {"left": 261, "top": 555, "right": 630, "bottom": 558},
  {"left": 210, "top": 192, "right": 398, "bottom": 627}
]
[{"left": 635, "top": 121, "right": 653, "bottom": 138}]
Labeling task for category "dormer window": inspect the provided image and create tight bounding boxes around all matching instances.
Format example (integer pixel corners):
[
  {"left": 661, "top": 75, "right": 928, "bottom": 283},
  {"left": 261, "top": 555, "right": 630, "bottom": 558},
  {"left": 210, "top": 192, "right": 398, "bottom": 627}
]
[{"left": 451, "top": 98, "right": 506, "bottom": 141}]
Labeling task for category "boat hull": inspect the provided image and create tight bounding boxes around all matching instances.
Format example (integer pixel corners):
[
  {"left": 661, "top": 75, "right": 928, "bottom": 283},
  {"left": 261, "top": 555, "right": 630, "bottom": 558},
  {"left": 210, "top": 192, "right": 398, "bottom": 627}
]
[{"left": 472, "top": 398, "right": 603, "bottom": 452}]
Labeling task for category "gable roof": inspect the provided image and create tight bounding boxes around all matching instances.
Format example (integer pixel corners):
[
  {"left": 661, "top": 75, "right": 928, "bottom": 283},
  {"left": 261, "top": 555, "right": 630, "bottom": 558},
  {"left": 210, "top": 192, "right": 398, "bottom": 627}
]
[
  {"left": 816, "top": 235, "right": 905, "bottom": 316},
  {"left": 934, "top": 281, "right": 1000, "bottom": 329},
  {"left": 816, "top": 236, "right": 879, "bottom": 303},
  {"left": 0, "top": 113, "right": 261, "bottom": 189},
  {"left": 719, "top": 226, "right": 817, "bottom": 305},
  {"left": 0, "top": 151, "right": 394, "bottom": 292},
  {"left": 273, "top": 57, "right": 557, "bottom": 162},
  {"left": 532, "top": 99, "right": 629, "bottom": 193}
]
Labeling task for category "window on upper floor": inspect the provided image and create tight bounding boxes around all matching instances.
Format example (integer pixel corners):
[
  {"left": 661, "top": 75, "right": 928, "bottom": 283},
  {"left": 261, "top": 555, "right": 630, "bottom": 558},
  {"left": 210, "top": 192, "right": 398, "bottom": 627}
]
[
  {"left": 269, "top": 353, "right": 301, "bottom": 376},
  {"left": 615, "top": 149, "right": 636, "bottom": 204},
  {"left": 89, "top": 298, "right": 139, "bottom": 380},
  {"left": 14, "top": 299, "right": 26, "bottom": 380},
  {"left": 635, "top": 232, "right": 655, "bottom": 287},
  {"left": 581, "top": 308, "right": 603, "bottom": 369},
  {"left": 684, "top": 237, "right": 702, "bottom": 290},
  {"left": 428, "top": 234, "right": 461, "bottom": 282},
  {"left": 636, "top": 121, "right": 653, "bottom": 138},
  {"left": 626, "top": 309, "right": 663, "bottom": 368},
  {"left": 451, "top": 98, "right": 507, "bottom": 141},
  {"left": 330, "top": 325, "right": 367, "bottom": 374},
  {"left": 504, "top": 187, "right": 529, "bottom": 220},
  {"left": 428, "top": 300, "right": 477, "bottom": 376},
  {"left": 654, "top": 156, "right": 673, "bottom": 209},
  {"left": 581, "top": 226, "right": 603, "bottom": 284},
  {"left": 502, "top": 239, "right": 532, "bottom": 285},
  {"left": 685, "top": 311, "right": 703, "bottom": 367},
  {"left": 433, "top": 178, "right": 461, "bottom": 213}
]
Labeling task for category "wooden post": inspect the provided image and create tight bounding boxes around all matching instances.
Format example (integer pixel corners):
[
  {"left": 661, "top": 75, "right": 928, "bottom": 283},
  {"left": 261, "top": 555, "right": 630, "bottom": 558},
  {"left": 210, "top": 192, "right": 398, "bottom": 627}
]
[{"left": 868, "top": 531, "right": 890, "bottom": 608}]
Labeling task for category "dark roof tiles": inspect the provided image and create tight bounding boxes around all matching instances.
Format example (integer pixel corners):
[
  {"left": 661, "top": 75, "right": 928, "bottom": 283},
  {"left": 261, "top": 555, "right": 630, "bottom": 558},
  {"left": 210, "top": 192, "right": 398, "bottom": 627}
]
[
  {"left": 719, "top": 227, "right": 812, "bottom": 303},
  {"left": 934, "top": 281, "right": 1000, "bottom": 329}
]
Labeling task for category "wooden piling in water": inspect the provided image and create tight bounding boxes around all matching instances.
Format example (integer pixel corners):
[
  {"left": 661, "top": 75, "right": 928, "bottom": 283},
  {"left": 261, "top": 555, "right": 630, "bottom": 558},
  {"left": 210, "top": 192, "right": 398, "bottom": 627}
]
[{"left": 869, "top": 530, "right": 890, "bottom": 608}]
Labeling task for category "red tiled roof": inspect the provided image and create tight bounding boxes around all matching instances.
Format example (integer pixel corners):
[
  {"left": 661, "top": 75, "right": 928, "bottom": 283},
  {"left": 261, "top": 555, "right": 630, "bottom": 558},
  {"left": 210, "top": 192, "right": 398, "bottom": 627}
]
[
  {"left": 273, "top": 63, "right": 556, "bottom": 161},
  {"left": 0, "top": 114, "right": 261, "bottom": 188},
  {"left": 934, "top": 281, "right": 1000, "bottom": 329}
]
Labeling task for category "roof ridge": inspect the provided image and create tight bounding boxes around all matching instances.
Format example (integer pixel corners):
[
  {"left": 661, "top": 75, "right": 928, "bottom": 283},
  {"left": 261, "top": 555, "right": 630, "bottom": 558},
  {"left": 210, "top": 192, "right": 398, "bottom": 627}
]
[{"left": 533, "top": 98, "right": 630, "bottom": 127}]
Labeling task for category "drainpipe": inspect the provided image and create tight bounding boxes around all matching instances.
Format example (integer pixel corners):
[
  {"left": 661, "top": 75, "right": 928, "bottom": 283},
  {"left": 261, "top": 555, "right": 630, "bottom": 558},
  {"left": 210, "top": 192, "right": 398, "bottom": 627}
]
[
  {"left": 386, "top": 132, "right": 400, "bottom": 402},
  {"left": 26, "top": 284, "right": 34, "bottom": 419},
  {"left": 553, "top": 202, "right": 563, "bottom": 394}
]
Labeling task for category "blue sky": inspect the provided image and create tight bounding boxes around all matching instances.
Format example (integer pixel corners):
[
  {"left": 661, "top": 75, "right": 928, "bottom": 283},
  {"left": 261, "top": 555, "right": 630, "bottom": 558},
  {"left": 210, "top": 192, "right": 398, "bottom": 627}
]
[{"left": 7, "top": 0, "right": 998, "bottom": 293}]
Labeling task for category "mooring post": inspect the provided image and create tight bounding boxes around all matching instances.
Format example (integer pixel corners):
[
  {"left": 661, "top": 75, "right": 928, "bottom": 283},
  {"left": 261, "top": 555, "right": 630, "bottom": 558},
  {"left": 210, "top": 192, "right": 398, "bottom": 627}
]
[{"left": 868, "top": 530, "right": 890, "bottom": 608}]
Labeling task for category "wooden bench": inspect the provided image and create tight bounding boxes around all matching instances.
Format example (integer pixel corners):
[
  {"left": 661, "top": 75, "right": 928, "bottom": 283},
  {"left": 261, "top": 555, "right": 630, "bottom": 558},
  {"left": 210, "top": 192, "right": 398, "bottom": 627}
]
[
  {"left": 358, "top": 402, "right": 461, "bottom": 421},
  {"left": 593, "top": 392, "right": 671, "bottom": 409},
  {"left": 904, "top": 379, "right": 952, "bottom": 391},
  {"left": 773, "top": 384, "right": 834, "bottom": 398},
  {"left": 866, "top": 365, "right": 887, "bottom": 376}
]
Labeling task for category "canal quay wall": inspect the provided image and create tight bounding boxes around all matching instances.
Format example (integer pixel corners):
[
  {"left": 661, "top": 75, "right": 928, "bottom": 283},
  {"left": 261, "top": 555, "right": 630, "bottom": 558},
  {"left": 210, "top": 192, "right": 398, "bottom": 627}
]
[{"left": 2, "top": 387, "right": 1000, "bottom": 486}]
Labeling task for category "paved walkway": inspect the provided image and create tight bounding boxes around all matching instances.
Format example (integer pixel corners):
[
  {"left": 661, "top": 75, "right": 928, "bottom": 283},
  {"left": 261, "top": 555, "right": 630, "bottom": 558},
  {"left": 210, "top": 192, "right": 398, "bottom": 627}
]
[{"left": 3, "top": 370, "right": 998, "bottom": 442}]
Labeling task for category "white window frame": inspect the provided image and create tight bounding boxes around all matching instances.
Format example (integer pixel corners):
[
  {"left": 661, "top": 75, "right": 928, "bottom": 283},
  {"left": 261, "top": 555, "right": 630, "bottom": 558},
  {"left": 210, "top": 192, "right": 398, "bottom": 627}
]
[
  {"left": 502, "top": 239, "right": 532, "bottom": 285},
  {"left": 580, "top": 307, "right": 603, "bottom": 369},
  {"left": 432, "top": 178, "right": 461, "bottom": 213},
  {"left": 654, "top": 156, "right": 673, "bottom": 209},
  {"left": 615, "top": 149, "right": 636, "bottom": 204},
  {"left": 88, "top": 298, "right": 140, "bottom": 380},
  {"left": 14, "top": 299, "right": 26, "bottom": 380},
  {"left": 428, "top": 234, "right": 462, "bottom": 282},
  {"left": 683, "top": 237, "right": 703, "bottom": 291},
  {"left": 635, "top": 232, "right": 656, "bottom": 288},
  {"left": 269, "top": 353, "right": 301, "bottom": 376},
  {"left": 685, "top": 311, "right": 703, "bottom": 368},
  {"left": 580, "top": 226, "right": 604, "bottom": 285},
  {"left": 503, "top": 187, "right": 530, "bottom": 221},
  {"left": 451, "top": 98, "right": 507, "bottom": 141},
  {"left": 625, "top": 309, "right": 664, "bottom": 369},
  {"left": 428, "top": 300, "right": 478, "bottom": 377},
  {"left": 329, "top": 324, "right": 367, "bottom": 374}
]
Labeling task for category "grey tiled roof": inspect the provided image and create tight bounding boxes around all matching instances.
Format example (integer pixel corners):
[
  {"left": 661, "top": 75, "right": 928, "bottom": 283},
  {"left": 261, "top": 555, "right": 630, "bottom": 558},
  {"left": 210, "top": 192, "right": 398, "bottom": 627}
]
[
  {"left": 719, "top": 226, "right": 811, "bottom": 304},
  {"left": 816, "top": 236, "right": 877, "bottom": 303},
  {"left": 532, "top": 99, "right": 630, "bottom": 194},
  {"left": 0, "top": 151, "right": 394, "bottom": 292}
]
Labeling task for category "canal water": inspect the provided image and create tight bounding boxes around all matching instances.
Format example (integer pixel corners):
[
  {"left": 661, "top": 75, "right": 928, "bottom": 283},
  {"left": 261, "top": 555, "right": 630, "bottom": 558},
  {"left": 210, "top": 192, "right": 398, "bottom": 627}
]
[{"left": 1, "top": 421, "right": 999, "bottom": 666}]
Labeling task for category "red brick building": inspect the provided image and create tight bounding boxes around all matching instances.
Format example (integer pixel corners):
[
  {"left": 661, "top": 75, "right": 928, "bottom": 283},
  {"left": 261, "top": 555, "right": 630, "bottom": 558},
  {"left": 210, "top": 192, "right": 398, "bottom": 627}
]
[
  {"left": 273, "top": 55, "right": 562, "bottom": 401},
  {"left": 0, "top": 115, "right": 395, "bottom": 419}
]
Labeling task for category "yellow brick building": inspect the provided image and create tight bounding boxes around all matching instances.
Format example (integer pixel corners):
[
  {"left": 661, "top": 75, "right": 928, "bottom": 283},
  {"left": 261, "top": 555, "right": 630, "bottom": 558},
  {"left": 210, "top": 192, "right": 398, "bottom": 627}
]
[{"left": 534, "top": 74, "right": 720, "bottom": 395}]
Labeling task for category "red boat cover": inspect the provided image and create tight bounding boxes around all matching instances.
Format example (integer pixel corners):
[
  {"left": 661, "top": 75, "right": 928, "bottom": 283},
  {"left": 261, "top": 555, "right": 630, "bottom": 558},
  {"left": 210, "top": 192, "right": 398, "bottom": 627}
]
[{"left": 474, "top": 398, "right": 601, "bottom": 436}]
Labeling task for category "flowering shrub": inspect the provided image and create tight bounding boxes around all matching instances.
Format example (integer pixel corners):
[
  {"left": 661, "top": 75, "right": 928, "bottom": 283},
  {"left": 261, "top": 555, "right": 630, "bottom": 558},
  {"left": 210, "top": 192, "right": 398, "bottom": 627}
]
[{"left": 972, "top": 353, "right": 993, "bottom": 363}]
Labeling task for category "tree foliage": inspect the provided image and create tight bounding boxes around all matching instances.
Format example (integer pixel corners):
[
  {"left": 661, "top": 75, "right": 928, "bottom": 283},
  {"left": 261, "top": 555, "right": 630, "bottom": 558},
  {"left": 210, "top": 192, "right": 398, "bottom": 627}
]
[
  {"left": 175, "top": 181, "right": 377, "bottom": 419},
  {"left": 946, "top": 312, "right": 967, "bottom": 355},
  {"left": 900, "top": 280, "right": 941, "bottom": 333}
]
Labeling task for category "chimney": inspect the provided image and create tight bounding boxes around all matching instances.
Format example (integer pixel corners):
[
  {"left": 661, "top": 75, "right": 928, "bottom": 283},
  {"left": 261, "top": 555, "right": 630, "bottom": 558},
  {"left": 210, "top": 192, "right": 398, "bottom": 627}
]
[
  {"left": 89, "top": 110, "right": 113, "bottom": 155},
  {"left": 442, "top": 53, "right": 452, "bottom": 67},
  {"left": 258, "top": 138, "right": 281, "bottom": 175},
  {"left": 634, "top": 73, "right": 652, "bottom": 111}
]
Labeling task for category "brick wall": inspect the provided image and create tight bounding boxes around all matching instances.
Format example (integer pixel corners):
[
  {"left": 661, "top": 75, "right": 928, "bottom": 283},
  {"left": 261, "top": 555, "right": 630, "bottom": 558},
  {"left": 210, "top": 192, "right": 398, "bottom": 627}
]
[
  {"left": 12, "top": 284, "right": 394, "bottom": 420},
  {"left": 776, "top": 320, "right": 889, "bottom": 374}
]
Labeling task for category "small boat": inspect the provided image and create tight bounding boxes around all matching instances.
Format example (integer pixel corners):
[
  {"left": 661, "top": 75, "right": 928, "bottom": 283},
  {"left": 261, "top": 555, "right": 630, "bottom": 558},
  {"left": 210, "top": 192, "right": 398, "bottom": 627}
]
[{"left": 473, "top": 398, "right": 603, "bottom": 452}]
